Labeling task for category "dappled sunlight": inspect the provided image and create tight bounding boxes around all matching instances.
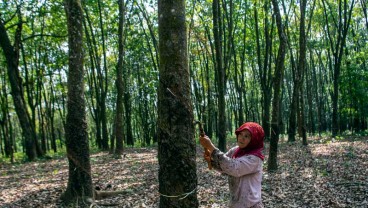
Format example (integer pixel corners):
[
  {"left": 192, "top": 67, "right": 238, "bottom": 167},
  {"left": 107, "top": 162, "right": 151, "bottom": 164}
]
[
  {"left": 0, "top": 158, "right": 67, "bottom": 206},
  {"left": 1, "top": 138, "right": 367, "bottom": 207},
  {"left": 262, "top": 137, "right": 367, "bottom": 207}
]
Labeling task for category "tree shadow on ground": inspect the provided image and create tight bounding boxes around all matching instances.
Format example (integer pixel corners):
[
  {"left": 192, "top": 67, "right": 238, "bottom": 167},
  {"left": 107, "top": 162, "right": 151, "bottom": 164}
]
[
  {"left": 262, "top": 136, "right": 367, "bottom": 208},
  {"left": 0, "top": 137, "right": 366, "bottom": 207}
]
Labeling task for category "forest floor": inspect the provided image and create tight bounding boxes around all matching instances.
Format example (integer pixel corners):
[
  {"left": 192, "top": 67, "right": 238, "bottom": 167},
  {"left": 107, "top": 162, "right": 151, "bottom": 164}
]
[{"left": 0, "top": 136, "right": 367, "bottom": 208}]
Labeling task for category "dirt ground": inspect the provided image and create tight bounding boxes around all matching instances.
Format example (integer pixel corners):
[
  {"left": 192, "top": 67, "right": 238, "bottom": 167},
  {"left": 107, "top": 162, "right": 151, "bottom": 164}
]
[{"left": 0, "top": 136, "right": 367, "bottom": 207}]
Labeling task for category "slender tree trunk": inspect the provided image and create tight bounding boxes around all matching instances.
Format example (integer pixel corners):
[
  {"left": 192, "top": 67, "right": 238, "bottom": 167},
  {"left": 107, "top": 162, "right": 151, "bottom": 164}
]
[
  {"left": 306, "top": 52, "right": 315, "bottom": 135},
  {"left": 299, "top": 0, "right": 308, "bottom": 145},
  {"left": 143, "top": 87, "right": 150, "bottom": 146},
  {"left": 136, "top": 0, "right": 159, "bottom": 71},
  {"left": 83, "top": 5, "right": 108, "bottom": 149},
  {"left": 61, "top": 0, "right": 93, "bottom": 206},
  {"left": 114, "top": 0, "right": 126, "bottom": 155},
  {"left": 137, "top": 64, "right": 150, "bottom": 146},
  {"left": 315, "top": 51, "right": 326, "bottom": 134},
  {"left": 56, "top": 67, "right": 67, "bottom": 138},
  {"left": 235, "top": 1, "right": 247, "bottom": 126},
  {"left": 288, "top": 0, "right": 307, "bottom": 143},
  {"left": 322, "top": 0, "right": 355, "bottom": 137},
  {"left": 47, "top": 79, "right": 57, "bottom": 153},
  {"left": 124, "top": 86, "right": 133, "bottom": 146},
  {"left": 97, "top": 0, "right": 109, "bottom": 150},
  {"left": 300, "top": 87, "right": 308, "bottom": 145},
  {"left": 83, "top": 7, "right": 102, "bottom": 148},
  {"left": 255, "top": 1, "right": 273, "bottom": 141},
  {"left": 213, "top": 0, "right": 226, "bottom": 152},
  {"left": 158, "top": 0, "right": 198, "bottom": 207},
  {"left": 268, "top": 0, "right": 288, "bottom": 172},
  {"left": 198, "top": 20, "right": 214, "bottom": 139},
  {"left": 0, "top": 11, "right": 38, "bottom": 161},
  {"left": 22, "top": 38, "right": 44, "bottom": 157},
  {"left": 0, "top": 82, "right": 13, "bottom": 161},
  {"left": 190, "top": 59, "right": 202, "bottom": 121},
  {"left": 305, "top": 0, "right": 317, "bottom": 136}
]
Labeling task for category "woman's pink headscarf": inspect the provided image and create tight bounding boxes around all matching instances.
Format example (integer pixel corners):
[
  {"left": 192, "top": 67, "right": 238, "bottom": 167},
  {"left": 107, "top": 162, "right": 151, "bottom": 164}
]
[{"left": 232, "top": 122, "right": 265, "bottom": 160}]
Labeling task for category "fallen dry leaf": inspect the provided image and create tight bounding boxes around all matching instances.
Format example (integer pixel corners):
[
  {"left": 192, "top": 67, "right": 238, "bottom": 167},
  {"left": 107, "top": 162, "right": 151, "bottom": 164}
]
[{"left": 0, "top": 137, "right": 367, "bottom": 207}]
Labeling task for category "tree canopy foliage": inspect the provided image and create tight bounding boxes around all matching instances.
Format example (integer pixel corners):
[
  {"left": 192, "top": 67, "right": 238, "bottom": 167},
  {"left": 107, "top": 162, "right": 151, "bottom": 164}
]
[{"left": 0, "top": 0, "right": 367, "bottom": 161}]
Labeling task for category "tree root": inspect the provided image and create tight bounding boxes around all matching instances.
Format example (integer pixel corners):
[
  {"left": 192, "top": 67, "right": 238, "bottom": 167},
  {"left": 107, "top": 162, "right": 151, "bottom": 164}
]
[{"left": 94, "top": 189, "right": 129, "bottom": 200}]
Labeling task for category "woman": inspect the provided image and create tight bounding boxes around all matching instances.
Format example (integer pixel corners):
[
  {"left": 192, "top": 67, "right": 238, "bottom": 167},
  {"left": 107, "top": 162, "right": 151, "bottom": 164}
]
[{"left": 200, "top": 122, "right": 265, "bottom": 208}]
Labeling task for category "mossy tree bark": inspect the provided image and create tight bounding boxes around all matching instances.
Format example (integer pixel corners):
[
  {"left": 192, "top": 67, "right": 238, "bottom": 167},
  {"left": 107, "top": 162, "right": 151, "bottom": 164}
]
[
  {"left": 61, "top": 0, "right": 93, "bottom": 206},
  {"left": 157, "top": 0, "right": 198, "bottom": 207}
]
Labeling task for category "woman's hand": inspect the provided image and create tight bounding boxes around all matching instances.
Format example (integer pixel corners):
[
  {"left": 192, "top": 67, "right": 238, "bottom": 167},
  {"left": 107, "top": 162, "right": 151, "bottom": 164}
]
[
  {"left": 203, "top": 149, "right": 211, "bottom": 163},
  {"left": 200, "top": 136, "right": 215, "bottom": 170},
  {"left": 199, "top": 135, "right": 215, "bottom": 153}
]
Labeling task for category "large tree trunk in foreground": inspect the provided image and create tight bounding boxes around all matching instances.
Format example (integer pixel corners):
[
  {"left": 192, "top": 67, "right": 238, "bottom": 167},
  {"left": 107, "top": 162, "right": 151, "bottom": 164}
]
[
  {"left": 157, "top": 0, "right": 198, "bottom": 207},
  {"left": 61, "top": 0, "right": 93, "bottom": 206}
]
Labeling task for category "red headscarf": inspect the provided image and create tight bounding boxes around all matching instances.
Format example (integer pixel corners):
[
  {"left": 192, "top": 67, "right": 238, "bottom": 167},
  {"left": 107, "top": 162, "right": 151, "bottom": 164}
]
[{"left": 232, "top": 122, "right": 265, "bottom": 160}]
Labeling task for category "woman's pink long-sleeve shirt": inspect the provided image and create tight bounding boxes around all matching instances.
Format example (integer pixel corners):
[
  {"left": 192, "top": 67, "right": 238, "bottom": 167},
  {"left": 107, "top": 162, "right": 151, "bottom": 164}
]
[{"left": 211, "top": 147, "right": 263, "bottom": 208}]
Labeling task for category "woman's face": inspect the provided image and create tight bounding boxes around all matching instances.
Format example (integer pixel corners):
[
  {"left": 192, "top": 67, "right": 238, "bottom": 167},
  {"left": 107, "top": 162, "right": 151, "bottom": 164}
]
[{"left": 237, "top": 129, "right": 251, "bottom": 149}]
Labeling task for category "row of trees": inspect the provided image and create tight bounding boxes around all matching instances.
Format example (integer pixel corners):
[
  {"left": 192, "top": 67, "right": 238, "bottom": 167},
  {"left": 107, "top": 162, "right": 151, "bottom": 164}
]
[
  {"left": 1, "top": 0, "right": 367, "bottom": 207},
  {"left": 0, "top": 0, "right": 367, "bottom": 167}
]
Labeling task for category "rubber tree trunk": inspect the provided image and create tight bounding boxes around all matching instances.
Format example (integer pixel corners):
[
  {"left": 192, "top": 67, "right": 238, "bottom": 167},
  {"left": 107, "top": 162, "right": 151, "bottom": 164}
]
[
  {"left": 268, "top": 0, "right": 288, "bottom": 172},
  {"left": 113, "top": 0, "right": 126, "bottom": 155},
  {"left": 0, "top": 13, "right": 38, "bottom": 161},
  {"left": 61, "top": 0, "right": 93, "bottom": 206},
  {"left": 213, "top": 0, "right": 227, "bottom": 152},
  {"left": 288, "top": 0, "right": 307, "bottom": 143},
  {"left": 157, "top": 0, "right": 198, "bottom": 207}
]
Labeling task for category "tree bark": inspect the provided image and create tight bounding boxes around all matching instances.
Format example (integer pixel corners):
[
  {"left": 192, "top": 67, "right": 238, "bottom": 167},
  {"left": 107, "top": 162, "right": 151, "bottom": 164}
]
[
  {"left": 136, "top": 0, "right": 159, "bottom": 71},
  {"left": 83, "top": 4, "right": 108, "bottom": 149},
  {"left": 61, "top": 0, "right": 93, "bottom": 206},
  {"left": 0, "top": 11, "right": 38, "bottom": 161},
  {"left": 97, "top": 0, "right": 109, "bottom": 150},
  {"left": 0, "top": 83, "right": 14, "bottom": 161},
  {"left": 255, "top": 1, "right": 273, "bottom": 141},
  {"left": 234, "top": 1, "right": 247, "bottom": 127},
  {"left": 198, "top": 16, "right": 214, "bottom": 139},
  {"left": 268, "top": 0, "right": 288, "bottom": 172},
  {"left": 124, "top": 86, "right": 133, "bottom": 146},
  {"left": 322, "top": 0, "right": 355, "bottom": 137},
  {"left": 157, "top": 0, "right": 198, "bottom": 207},
  {"left": 83, "top": 6, "right": 102, "bottom": 148},
  {"left": 213, "top": 0, "right": 226, "bottom": 152},
  {"left": 114, "top": 0, "right": 126, "bottom": 155},
  {"left": 307, "top": 49, "right": 315, "bottom": 135},
  {"left": 288, "top": 0, "right": 307, "bottom": 143},
  {"left": 299, "top": 0, "right": 308, "bottom": 145}
]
